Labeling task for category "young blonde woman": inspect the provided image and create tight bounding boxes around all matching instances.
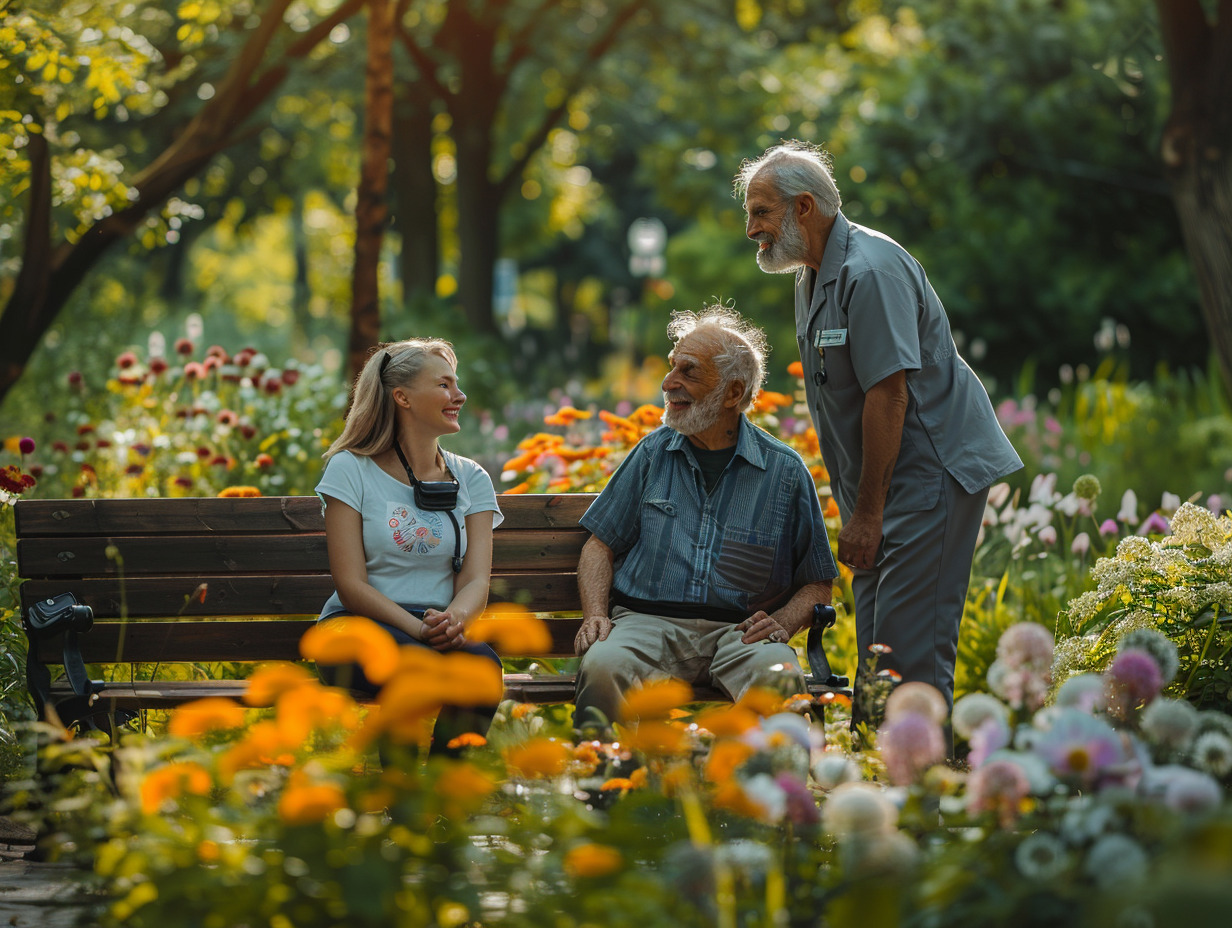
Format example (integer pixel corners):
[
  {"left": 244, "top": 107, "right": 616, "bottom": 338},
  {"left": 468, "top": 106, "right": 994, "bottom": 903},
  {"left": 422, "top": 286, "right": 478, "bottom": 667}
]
[{"left": 315, "top": 337, "right": 502, "bottom": 754}]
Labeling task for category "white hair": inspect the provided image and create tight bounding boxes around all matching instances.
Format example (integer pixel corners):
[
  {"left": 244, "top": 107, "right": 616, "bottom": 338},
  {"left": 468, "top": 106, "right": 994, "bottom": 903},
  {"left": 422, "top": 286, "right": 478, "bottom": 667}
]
[
  {"left": 734, "top": 140, "right": 842, "bottom": 218},
  {"left": 666, "top": 304, "right": 768, "bottom": 412}
]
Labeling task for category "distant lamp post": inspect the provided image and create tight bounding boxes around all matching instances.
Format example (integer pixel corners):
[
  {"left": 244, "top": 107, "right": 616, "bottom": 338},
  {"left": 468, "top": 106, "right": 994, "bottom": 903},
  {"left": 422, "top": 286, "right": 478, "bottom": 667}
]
[{"left": 627, "top": 218, "right": 666, "bottom": 277}]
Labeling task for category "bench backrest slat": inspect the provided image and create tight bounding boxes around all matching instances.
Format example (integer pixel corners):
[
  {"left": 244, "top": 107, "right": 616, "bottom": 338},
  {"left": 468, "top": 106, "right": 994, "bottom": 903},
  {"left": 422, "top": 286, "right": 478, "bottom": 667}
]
[{"left": 17, "top": 494, "right": 593, "bottom": 666}]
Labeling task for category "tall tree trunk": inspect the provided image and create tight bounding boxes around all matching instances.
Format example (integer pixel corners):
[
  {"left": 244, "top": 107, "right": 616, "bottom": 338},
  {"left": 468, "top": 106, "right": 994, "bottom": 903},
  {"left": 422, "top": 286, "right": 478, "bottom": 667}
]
[
  {"left": 1155, "top": 0, "right": 1232, "bottom": 395},
  {"left": 391, "top": 93, "right": 439, "bottom": 308},
  {"left": 347, "top": 0, "right": 396, "bottom": 385},
  {"left": 452, "top": 105, "right": 500, "bottom": 335},
  {"left": 291, "top": 192, "right": 312, "bottom": 355}
]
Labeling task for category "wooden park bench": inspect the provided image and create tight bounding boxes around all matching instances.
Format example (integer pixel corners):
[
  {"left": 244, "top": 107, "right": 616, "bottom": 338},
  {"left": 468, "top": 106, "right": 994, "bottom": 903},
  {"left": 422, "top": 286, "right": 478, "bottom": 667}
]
[{"left": 14, "top": 494, "right": 849, "bottom": 730}]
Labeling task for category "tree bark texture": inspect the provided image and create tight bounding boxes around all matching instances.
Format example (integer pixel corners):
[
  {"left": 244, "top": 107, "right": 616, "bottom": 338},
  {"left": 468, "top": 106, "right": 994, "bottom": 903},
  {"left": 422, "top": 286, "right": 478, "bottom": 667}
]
[
  {"left": 347, "top": 0, "right": 397, "bottom": 386},
  {"left": 391, "top": 92, "right": 439, "bottom": 307},
  {"left": 1155, "top": 0, "right": 1232, "bottom": 394}
]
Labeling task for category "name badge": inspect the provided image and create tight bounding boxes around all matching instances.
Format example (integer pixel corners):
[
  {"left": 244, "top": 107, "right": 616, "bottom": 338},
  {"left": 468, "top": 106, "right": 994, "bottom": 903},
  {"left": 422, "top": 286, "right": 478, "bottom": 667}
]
[{"left": 814, "top": 328, "right": 847, "bottom": 348}]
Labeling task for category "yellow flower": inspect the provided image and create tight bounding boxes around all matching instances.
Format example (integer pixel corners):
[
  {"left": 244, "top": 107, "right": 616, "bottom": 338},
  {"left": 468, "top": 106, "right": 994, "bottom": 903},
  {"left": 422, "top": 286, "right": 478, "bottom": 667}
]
[
  {"left": 299, "top": 616, "right": 399, "bottom": 685},
  {"left": 167, "top": 697, "right": 246, "bottom": 738},
  {"left": 622, "top": 721, "right": 690, "bottom": 756},
  {"left": 278, "top": 770, "right": 347, "bottom": 826},
  {"left": 620, "top": 678, "right": 694, "bottom": 722},
  {"left": 735, "top": 686, "right": 783, "bottom": 718},
  {"left": 505, "top": 738, "right": 571, "bottom": 778},
  {"left": 244, "top": 662, "right": 317, "bottom": 706},
  {"left": 467, "top": 605, "right": 554, "bottom": 656},
  {"left": 704, "top": 740, "right": 756, "bottom": 784},
  {"left": 562, "top": 843, "right": 623, "bottom": 879},
  {"left": 140, "top": 761, "right": 212, "bottom": 814},
  {"left": 275, "top": 685, "right": 361, "bottom": 741}
]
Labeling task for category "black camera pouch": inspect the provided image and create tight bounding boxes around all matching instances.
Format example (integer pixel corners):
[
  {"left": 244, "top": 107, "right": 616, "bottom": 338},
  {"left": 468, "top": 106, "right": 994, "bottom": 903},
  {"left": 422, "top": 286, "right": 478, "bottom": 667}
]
[{"left": 23, "top": 593, "right": 101, "bottom": 724}]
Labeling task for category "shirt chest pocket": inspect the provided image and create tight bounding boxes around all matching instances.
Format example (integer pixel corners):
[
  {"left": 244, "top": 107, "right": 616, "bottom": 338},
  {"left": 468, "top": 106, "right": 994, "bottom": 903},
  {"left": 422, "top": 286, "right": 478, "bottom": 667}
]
[
  {"left": 639, "top": 498, "right": 678, "bottom": 547},
  {"left": 712, "top": 529, "right": 777, "bottom": 600}
]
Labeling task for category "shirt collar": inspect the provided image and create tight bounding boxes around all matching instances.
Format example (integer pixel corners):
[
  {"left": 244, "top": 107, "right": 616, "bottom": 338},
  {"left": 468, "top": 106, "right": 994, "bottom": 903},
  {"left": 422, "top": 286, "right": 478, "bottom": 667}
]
[
  {"left": 815, "top": 210, "right": 850, "bottom": 286},
  {"left": 665, "top": 415, "right": 767, "bottom": 470}
]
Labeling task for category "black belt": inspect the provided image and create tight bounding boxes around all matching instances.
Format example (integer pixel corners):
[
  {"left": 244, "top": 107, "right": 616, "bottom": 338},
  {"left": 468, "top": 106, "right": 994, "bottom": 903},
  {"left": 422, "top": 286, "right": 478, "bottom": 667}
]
[{"left": 610, "top": 591, "right": 750, "bottom": 624}]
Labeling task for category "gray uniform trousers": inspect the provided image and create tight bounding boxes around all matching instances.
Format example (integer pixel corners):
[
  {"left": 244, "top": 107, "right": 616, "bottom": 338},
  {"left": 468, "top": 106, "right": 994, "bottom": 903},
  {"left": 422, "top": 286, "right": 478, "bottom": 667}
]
[{"left": 851, "top": 470, "right": 987, "bottom": 710}]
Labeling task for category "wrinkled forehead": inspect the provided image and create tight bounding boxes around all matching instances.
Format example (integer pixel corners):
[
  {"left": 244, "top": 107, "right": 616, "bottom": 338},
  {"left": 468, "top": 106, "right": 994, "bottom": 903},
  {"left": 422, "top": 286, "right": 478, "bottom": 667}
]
[
  {"left": 669, "top": 328, "right": 723, "bottom": 367},
  {"left": 742, "top": 173, "right": 783, "bottom": 209}
]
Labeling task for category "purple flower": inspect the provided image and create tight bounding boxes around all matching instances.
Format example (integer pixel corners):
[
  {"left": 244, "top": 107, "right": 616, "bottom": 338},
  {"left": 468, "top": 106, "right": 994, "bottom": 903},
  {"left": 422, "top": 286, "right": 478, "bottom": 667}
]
[
  {"left": 1105, "top": 649, "right": 1164, "bottom": 719},
  {"left": 1207, "top": 494, "right": 1224, "bottom": 515},
  {"left": 18, "top": 436, "right": 35, "bottom": 455},
  {"left": 1136, "top": 511, "right": 1171, "bottom": 536},
  {"left": 1032, "top": 708, "right": 1127, "bottom": 786},
  {"left": 775, "top": 772, "right": 820, "bottom": 825},
  {"left": 878, "top": 711, "right": 946, "bottom": 786},
  {"left": 968, "top": 715, "right": 1012, "bottom": 768}
]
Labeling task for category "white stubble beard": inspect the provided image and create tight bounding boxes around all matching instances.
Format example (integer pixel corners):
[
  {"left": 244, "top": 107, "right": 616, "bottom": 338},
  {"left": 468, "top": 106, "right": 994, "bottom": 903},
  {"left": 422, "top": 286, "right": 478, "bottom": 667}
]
[
  {"left": 755, "top": 206, "right": 809, "bottom": 274},
  {"left": 662, "top": 385, "right": 727, "bottom": 436}
]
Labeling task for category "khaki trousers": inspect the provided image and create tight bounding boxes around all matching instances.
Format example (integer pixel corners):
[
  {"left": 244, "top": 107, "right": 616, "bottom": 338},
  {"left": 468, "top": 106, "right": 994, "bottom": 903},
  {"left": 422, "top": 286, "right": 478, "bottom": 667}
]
[{"left": 573, "top": 607, "right": 807, "bottom": 732}]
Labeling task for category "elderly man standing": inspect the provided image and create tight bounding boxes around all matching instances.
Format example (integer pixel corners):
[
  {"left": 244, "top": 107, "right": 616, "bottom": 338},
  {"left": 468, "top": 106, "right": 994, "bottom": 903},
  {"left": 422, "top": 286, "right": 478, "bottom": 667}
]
[
  {"left": 572, "top": 305, "right": 837, "bottom": 733},
  {"left": 735, "top": 141, "right": 1021, "bottom": 711}
]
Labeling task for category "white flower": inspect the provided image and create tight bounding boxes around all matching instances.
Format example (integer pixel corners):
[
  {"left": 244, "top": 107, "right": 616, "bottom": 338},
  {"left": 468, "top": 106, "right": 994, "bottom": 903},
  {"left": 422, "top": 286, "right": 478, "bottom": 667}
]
[
  {"left": 811, "top": 753, "right": 862, "bottom": 790},
  {"left": 1118, "top": 489, "right": 1139, "bottom": 523},
  {"left": 1029, "top": 473, "right": 1060, "bottom": 505},
  {"left": 1160, "top": 491, "right": 1182, "bottom": 514},
  {"left": 1140, "top": 698, "right": 1199, "bottom": 752},
  {"left": 822, "top": 782, "right": 897, "bottom": 837},
  {"left": 1037, "top": 525, "right": 1058, "bottom": 546},
  {"left": 715, "top": 839, "right": 773, "bottom": 876},
  {"left": 952, "top": 693, "right": 1009, "bottom": 740},
  {"left": 988, "top": 482, "right": 1011, "bottom": 508},
  {"left": 1054, "top": 672, "right": 1105, "bottom": 713},
  {"left": 1071, "top": 532, "right": 1091, "bottom": 556},
  {"left": 1084, "top": 834, "right": 1149, "bottom": 888},
  {"left": 1014, "top": 832, "right": 1068, "bottom": 881},
  {"left": 741, "top": 773, "right": 787, "bottom": 824},
  {"left": 1191, "top": 732, "right": 1232, "bottom": 778}
]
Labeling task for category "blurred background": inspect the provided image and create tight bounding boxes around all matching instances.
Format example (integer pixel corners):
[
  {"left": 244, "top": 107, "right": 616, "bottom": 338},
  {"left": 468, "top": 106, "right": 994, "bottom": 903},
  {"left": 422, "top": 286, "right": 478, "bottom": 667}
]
[{"left": 1, "top": 0, "right": 1227, "bottom": 505}]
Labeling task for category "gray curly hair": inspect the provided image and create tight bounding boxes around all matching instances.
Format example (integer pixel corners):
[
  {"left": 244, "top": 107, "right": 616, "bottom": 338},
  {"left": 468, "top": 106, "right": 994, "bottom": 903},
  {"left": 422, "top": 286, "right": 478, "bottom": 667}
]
[
  {"left": 666, "top": 304, "right": 768, "bottom": 412},
  {"left": 733, "top": 139, "right": 842, "bottom": 218}
]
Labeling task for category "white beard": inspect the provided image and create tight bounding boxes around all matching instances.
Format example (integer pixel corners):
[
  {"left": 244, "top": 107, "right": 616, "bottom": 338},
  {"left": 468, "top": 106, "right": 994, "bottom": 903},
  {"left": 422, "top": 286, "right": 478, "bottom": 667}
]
[
  {"left": 663, "top": 385, "right": 727, "bottom": 436},
  {"left": 755, "top": 207, "right": 809, "bottom": 274}
]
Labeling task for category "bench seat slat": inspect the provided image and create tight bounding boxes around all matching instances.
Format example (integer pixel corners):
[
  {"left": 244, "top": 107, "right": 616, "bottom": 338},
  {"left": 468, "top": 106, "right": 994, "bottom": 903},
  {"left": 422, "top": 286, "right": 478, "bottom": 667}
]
[
  {"left": 14, "top": 494, "right": 598, "bottom": 537},
  {"left": 33, "top": 618, "right": 583, "bottom": 664},
  {"left": 17, "top": 529, "right": 589, "bottom": 578},
  {"left": 20, "top": 574, "right": 583, "bottom": 619}
]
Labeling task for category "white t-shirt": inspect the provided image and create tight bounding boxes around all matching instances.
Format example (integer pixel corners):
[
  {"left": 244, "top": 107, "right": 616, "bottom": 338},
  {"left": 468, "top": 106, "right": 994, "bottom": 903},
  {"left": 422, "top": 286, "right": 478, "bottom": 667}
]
[{"left": 316, "top": 449, "right": 503, "bottom": 617}]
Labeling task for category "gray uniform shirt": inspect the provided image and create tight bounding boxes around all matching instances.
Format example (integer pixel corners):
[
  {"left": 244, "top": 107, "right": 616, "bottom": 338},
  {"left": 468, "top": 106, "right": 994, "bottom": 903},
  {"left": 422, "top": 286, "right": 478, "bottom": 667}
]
[{"left": 794, "top": 212, "right": 1022, "bottom": 519}]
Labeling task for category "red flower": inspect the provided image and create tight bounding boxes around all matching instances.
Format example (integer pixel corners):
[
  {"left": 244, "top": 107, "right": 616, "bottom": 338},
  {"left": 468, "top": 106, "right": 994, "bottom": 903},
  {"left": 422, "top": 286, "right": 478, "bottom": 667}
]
[
  {"left": 74, "top": 440, "right": 90, "bottom": 451},
  {"left": 235, "top": 350, "right": 255, "bottom": 367},
  {"left": 256, "top": 453, "right": 274, "bottom": 469},
  {"left": 150, "top": 357, "right": 169, "bottom": 375},
  {"left": 239, "top": 424, "right": 257, "bottom": 440},
  {"left": 117, "top": 351, "right": 138, "bottom": 369},
  {"left": 174, "top": 476, "right": 193, "bottom": 488},
  {"left": 262, "top": 377, "right": 282, "bottom": 395},
  {"left": 68, "top": 371, "right": 83, "bottom": 386},
  {"left": 71, "top": 485, "right": 85, "bottom": 497},
  {"left": 216, "top": 410, "right": 239, "bottom": 427},
  {"left": 196, "top": 447, "right": 212, "bottom": 459},
  {"left": 184, "top": 362, "right": 207, "bottom": 379},
  {"left": 125, "top": 464, "right": 144, "bottom": 475},
  {"left": 76, "top": 424, "right": 95, "bottom": 435},
  {"left": 175, "top": 338, "right": 195, "bottom": 356},
  {"left": 96, "top": 439, "right": 112, "bottom": 449},
  {"left": 281, "top": 369, "right": 300, "bottom": 386},
  {"left": 0, "top": 465, "right": 36, "bottom": 494},
  {"left": 52, "top": 441, "right": 69, "bottom": 453},
  {"left": 211, "top": 455, "right": 232, "bottom": 468}
]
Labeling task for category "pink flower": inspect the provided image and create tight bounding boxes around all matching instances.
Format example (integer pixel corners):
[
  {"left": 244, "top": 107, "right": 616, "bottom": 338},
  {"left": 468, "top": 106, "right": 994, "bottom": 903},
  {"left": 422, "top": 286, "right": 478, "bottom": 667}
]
[
  {"left": 878, "top": 712, "right": 945, "bottom": 785},
  {"left": 175, "top": 338, "right": 195, "bottom": 356},
  {"left": 1037, "top": 525, "right": 1057, "bottom": 546},
  {"left": 968, "top": 715, "right": 1012, "bottom": 767},
  {"left": 774, "top": 772, "right": 820, "bottom": 825},
  {"left": 1033, "top": 709, "right": 1126, "bottom": 786},
  {"left": 1209, "top": 495, "right": 1224, "bottom": 515},
  {"left": 996, "top": 622, "right": 1054, "bottom": 671},
  {"left": 1136, "top": 512, "right": 1171, "bottom": 536},
  {"left": 966, "top": 759, "right": 1031, "bottom": 825},
  {"left": 1071, "top": 532, "right": 1090, "bottom": 556},
  {"left": 1098, "top": 519, "right": 1119, "bottom": 537},
  {"left": 1105, "top": 649, "right": 1163, "bottom": 719}
]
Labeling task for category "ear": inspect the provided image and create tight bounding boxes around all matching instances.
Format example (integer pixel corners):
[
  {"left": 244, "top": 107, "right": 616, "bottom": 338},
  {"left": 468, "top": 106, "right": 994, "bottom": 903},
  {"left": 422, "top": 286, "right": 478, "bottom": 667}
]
[
  {"left": 795, "top": 192, "right": 814, "bottom": 220},
  {"left": 390, "top": 386, "right": 412, "bottom": 410},
  {"left": 723, "top": 379, "right": 746, "bottom": 410}
]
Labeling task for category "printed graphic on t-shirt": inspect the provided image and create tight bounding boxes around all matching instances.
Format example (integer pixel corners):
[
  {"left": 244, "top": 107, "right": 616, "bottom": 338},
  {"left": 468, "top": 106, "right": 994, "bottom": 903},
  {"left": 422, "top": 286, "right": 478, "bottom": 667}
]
[{"left": 388, "top": 503, "right": 443, "bottom": 555}]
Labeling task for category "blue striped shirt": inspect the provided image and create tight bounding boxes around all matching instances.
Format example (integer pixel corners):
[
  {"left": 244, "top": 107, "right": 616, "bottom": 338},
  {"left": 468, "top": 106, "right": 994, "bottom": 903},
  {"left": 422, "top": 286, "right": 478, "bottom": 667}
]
[{"left": 581, "top": 416, "right": 837, "bottom": 616}]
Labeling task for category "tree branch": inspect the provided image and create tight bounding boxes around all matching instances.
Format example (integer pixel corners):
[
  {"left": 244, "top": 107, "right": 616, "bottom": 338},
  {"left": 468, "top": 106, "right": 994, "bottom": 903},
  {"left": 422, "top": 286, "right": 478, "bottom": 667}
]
[
  {"left": 496, "top": 0, "right": 647, "bottom": 197},
  {"left": 502, "top": 0, "right": 567, "bottom": 77},
  {"left": 394, "top": 15, "right": 451, "bottom": 100}
]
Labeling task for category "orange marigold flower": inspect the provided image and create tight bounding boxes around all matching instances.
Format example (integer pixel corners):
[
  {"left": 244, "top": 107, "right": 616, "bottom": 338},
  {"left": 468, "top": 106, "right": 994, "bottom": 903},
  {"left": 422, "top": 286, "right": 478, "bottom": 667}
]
[
  {"left": 622, "top": 720, "right": 690, "bottom": 756},
  {"left": 140, "top": 761, "right": 212, "bottom": 815},
  {"left": 787, "top": 361, "right": 804, "bottom": 379},
  {"left": 694, "top": 705, "right": 760, "bottom": 738},
  {"left": 620, "top": 678, "right": 694, "bottom": 722},
  {"left": 713, "top": 779, "right": 764, "bottom": 819},
  {"left": 435, "top": 761, "right": 497, "bottom": 805},
  {"left": 218, "top": 485, "right": 260, "bottom": 497},
  {"left": 505, "top": 737, "right": 571, "bottom": 778},
  {"left": 816, "top": 691, "right": 853, "bottom": 708},
  {"left": 278, "top": 770, "right": 347, "bottom": 826},
  {"left": 501, "top": 451, "right": 538, "bottom": 473},
  {"left": 704, "top": 740, "right": 755, "bottom": 784},
  {"left": 244, "top": 662, "right": 317, "bottom": 706},
  {"left": 752, "top": 390, "right": 793, "bottom": 413},
  {"left": 735, "top": 686, "right": 784, "bottom": 718},
  {"left": 468, "top": 605, "right": 554, "bottom": 656},
  {"left": 445, "top": 732, "right": 488, "bottom": 750},
  {"left": 544, "top": 406, "right": 592, "bottom": 426},
  {"left": 547, "top": 477, "right": 573, "bottom": 490},
  {"left": 219, "top": 721, "right": 298, "bottom": 781},
  {"left": 511, "top": 703, "right": 537, "bottom": 720},
  {"left": 629, "top": 404, "right": 666, "bottom": 426},
  {"left": 504, "top": 481, "right": 531, "bottom": 494},
  {"left": 167, "top": 697, "right": 246, "bottom": 738},
  {"left": 600, "top": 777, "right": 634, "bottom": 792},
  {"left": 660, "top": 762, "right": 693, "bottom": 796},
  {"left": 563, "top": 843, "right": 623, "bottom": 879},
  {"left": 299, "top": 616, "right": 400, "bottom": 685},
  {"left": 824, "top": 497, "right": 841, "bottom": 519},
  {"left": 275, "top": 685, "right": 361, "bottom": 741},
  {"left": 629, "top": 766, "right": 648, "bottom": 789},
  {"left": 197, "top": 840, "right": 220, "bottom": 862}
]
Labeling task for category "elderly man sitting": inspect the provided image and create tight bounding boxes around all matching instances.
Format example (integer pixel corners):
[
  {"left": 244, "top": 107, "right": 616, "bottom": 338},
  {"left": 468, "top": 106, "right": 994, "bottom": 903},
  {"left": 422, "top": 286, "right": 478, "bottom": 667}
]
[{"left": 572, "top": 304, "right": 838, "bottom": 733}]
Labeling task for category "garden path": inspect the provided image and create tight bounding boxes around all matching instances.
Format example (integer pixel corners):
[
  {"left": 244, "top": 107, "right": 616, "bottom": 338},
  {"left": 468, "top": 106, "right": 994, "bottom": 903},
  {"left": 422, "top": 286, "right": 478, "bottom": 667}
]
[{"left": 0, "top": 820, "right": 99, "bottom": 928}]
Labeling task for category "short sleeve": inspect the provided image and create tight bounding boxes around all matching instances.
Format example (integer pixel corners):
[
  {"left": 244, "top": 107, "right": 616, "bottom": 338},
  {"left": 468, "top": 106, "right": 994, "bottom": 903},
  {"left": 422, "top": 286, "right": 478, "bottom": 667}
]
[
  {"left": 845, "top": 269, "right": 922, "bottom": 392},
  {"left": 579, "top": 440, "right": 651, "bottom": 555},
  {"left": 788, "top": 461, "right": 839, "bottom": 585},
  {"left": 315, "top": 451, "right": 365, "bottom": 512},
  {"left": 458, "top": 456, "right": 504, "bottom": 530}
]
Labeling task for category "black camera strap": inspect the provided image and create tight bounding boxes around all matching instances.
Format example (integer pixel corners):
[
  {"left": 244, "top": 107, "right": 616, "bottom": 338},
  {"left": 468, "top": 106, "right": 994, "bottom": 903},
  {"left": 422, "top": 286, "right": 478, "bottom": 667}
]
[{"left": 391, "top": 439, "right": 463, "bottom": 573}]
